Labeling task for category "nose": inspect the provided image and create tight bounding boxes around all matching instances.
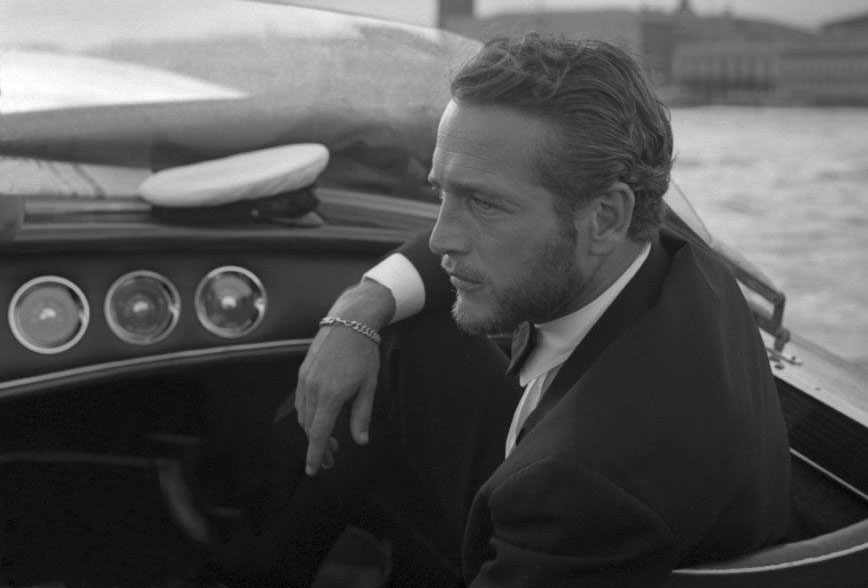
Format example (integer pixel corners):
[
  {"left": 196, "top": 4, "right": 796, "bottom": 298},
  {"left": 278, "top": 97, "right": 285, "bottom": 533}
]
[{"left": 429, "top": 196, "right": 469, "bottom": 256}]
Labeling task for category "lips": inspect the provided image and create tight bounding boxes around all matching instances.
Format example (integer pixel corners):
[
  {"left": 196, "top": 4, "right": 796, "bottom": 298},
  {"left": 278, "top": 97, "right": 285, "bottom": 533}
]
[
  {"left": 449, "top": 273, "right": 483, "bottom": 292},
  {"left": 442, "top": 261, "right": 484, "bottom": 292}
]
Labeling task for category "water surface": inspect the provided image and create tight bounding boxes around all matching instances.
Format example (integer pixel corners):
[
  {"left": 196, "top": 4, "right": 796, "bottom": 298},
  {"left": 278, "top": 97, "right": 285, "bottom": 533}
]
[{"left": 670, "top": 106, "right": 868, "bottom": 369}]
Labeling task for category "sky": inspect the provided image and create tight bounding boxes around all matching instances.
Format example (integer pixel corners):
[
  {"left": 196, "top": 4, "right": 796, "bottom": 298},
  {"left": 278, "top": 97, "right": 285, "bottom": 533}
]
[{"left": 294, "top": 0, "right": 868, "bottom": 30}]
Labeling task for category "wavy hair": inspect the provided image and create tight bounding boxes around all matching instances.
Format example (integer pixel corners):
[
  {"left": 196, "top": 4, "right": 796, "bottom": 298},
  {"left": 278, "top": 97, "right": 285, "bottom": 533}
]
[{"left": 451, "top": 34, "right": 673, "bottom": 241}]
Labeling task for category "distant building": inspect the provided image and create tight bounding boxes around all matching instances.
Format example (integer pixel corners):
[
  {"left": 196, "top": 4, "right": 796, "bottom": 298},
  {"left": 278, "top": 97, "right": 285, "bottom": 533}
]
[
  {"left": 440, "top": 0, "right": 811, "bottom": 89},
  {"left": 672, "top": 41, "right": 779, "bottom": 100},
  {"left": 438, "top": 1, "right": 868, "bottom": 105},
  {"left": 778, "top": 39, "right": 868, "bottom": 105},
  {"left": 438, "top": 0, "right": 473, "bottom": 28},
  {"left": 822, "top": 11, "right": 868, "bottom": 38},
  {"left": 443, "top": 9, "right": 644, "bottom": 57}
]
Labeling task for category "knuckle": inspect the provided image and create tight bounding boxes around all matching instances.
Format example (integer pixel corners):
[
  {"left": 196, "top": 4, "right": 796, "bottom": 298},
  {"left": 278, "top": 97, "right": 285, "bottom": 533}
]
[{"left": 308, "top": 422, "right": 331, "bottom": 442}]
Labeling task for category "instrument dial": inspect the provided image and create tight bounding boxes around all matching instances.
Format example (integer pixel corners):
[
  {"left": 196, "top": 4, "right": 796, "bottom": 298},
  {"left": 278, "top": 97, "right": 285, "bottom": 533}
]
[
  {"left": 105, "top": 271, "right": 180, "bottom": 345},
  {"left": 8, "top": 276, "right": 89, "bottom": 354},
  {"left": 195, "top": 266, "right": 266, "bottom": 338}
]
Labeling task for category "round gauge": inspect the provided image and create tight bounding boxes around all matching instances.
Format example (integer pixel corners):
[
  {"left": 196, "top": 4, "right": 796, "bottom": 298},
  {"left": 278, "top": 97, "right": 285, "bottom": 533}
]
[
  {"left": 195, "top": 266, "right": 266, "bottom": 338},
  {"left": 8, "top": 276, "right": 89, "bottom": 354},
  {"left": 105, "top": 271, "right": 180, "bottom": 345}
]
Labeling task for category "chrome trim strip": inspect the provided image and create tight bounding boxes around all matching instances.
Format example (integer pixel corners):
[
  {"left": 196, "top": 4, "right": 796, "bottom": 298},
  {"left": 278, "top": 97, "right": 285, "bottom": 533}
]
[
  {"left": 671, "top": 538, "right": 868, "bottom": 575},
  {"left": 0, "top": 451, "right": 152, "bottom": 468},
  {"left": 671, "top": 451, "right": 868, "bottom": 577},
  {"left": 790, "top": 448, "right": 868, "bottom": 503},
  {"left": 0, "top": 338, "right": 313, "bottom": 400}
]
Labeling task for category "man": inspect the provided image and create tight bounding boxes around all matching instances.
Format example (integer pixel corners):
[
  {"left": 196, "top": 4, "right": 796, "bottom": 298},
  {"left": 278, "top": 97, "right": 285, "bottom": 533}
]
[{"left": 290, "top": 35, "right": 790, "bottom": 586}]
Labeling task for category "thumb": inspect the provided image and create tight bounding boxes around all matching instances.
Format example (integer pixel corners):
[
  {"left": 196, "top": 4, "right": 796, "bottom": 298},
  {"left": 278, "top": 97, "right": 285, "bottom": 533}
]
[{"left": 350, "top": 376, "right": 376, "bottom": 445}]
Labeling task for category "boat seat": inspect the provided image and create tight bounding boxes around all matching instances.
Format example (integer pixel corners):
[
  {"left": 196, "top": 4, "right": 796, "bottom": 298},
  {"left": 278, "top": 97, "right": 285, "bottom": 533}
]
[{"left": 663, "top": 517, "right": 868, "bottom": 588}]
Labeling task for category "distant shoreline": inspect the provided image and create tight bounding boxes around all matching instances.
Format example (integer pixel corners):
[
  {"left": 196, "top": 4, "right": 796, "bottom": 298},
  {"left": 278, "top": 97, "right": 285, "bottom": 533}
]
[{"left": 658, "top": 86, "right": 868, "bottom": 108}]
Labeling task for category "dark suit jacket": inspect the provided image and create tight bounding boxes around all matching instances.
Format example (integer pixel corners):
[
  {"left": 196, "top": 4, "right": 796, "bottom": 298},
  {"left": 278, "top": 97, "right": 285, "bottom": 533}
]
[{"left": 397, "top": 228, "right": 791, "bottom": 587}]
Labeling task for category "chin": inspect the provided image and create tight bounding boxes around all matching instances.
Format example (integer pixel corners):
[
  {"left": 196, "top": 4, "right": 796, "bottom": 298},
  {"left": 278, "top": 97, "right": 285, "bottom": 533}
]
[{"left": 451, "top": 295, "right": 512, "bottom": 336}]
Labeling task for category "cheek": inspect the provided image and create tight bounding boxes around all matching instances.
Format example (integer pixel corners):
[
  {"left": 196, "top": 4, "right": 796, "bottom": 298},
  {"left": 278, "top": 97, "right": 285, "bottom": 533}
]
[
  {"left": 483, "top": 244, "right": 536, "bottom": 289},
  {"left": 473, "top": 217, "right": 563, "bottom": 283}
]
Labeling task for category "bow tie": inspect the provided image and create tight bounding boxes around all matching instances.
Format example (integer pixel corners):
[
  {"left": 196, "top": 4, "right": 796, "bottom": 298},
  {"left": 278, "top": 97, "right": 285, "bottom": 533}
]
[{"left": 506, "top": 321, "right": 536, "bottom": 376}]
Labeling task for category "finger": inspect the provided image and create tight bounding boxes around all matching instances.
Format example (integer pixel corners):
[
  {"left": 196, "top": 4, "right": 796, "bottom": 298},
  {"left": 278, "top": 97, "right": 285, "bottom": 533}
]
[
  {"left": 350, "top": 376, "right": 377, "bottom": 446},
  {"left": 305, "top": 408, "right": 339, "bottom": 476},
  {"left": 295, "top": 362, "right": 312, "bottom": 427},
  {"left": 321, "top": 437, "right": 339, "bottom": 470},
  {"left": 303, "top": 382, "right": 318, "bottom": 434},
  {"left": 294, "top": 379, "right": 305, "bottom": 426},
  {"left": 321, "top": 447, "right": 334, "bottom": 470}
]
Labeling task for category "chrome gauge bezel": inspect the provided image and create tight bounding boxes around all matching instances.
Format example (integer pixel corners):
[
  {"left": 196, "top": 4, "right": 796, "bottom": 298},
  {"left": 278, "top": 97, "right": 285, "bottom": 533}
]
[
  {"left": 194, "top": 265, "right": 267, "bottom": 339},
  {"left": 104, "top": 270, "right": 181, "bottom": 345},
  {"left": 8, "top": 275, "right": 90, "bottom": 354}
]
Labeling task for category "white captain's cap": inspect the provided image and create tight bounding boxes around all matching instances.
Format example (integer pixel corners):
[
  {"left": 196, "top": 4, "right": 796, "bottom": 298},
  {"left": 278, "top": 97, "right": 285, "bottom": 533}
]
[{"left": 140, "top": 143, "right": 329, "bottom": 208}]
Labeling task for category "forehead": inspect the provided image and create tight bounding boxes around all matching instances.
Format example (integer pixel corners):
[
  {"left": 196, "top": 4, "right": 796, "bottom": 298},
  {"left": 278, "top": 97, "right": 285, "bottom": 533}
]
[{"left": 430, "top": 101, "right": 554, "bottom": 196}]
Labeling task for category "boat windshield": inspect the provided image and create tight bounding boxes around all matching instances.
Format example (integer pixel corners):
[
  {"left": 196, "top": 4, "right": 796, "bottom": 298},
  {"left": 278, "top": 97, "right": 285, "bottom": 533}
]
[{"left": 0, "top": 0, "right": 479, "bottom": 201}]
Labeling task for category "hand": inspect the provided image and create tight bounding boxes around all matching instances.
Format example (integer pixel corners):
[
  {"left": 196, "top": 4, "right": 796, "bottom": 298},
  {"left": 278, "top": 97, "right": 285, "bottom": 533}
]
[
  {"left": 293, "top": 279, "right": 396, "bottom": 476},
  {"left": 295, "top": 323, "right": 380, "bottom": 475}
]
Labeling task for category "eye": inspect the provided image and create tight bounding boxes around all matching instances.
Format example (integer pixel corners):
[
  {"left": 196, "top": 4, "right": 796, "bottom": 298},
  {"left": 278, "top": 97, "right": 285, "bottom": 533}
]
[{"left": 469, "top": 194, "right": 496, "bottom": 212}]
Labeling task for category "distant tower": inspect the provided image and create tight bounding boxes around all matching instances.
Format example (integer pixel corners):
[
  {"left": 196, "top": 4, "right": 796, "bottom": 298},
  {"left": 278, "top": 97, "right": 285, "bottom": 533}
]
[
  {"left": 675, "top": 0, "right": 694, "bottom": 15},
  {"left": 439, "top": 0, "right": 474, "bottom": 28}
]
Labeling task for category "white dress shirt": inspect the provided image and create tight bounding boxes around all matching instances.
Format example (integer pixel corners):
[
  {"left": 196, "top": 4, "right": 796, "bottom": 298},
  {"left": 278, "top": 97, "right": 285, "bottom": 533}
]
[
  {"left": 504, "top": 242, "right": 649, "bottom": 455},
  {"left": 363, "top": 253, "right": 426, "bottom": 322},
  {"left": 364, "top": 243, "right": 652, "bottom": 457}
]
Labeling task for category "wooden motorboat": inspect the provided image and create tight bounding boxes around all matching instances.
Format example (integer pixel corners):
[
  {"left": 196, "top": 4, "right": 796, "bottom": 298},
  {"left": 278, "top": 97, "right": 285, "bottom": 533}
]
[{"left": 0, "top": 2, "right": 865, "bottom": 586}]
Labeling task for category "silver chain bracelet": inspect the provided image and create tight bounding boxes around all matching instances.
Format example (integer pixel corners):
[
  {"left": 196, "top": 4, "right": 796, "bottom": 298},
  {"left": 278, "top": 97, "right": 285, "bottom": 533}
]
[{"left": 319, "top": 316, "right": 382, "bottom": 344}]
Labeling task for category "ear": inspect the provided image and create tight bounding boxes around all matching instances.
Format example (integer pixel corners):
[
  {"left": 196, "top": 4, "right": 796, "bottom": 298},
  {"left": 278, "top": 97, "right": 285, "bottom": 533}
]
[{"left": 586, "top": 181, "right": 635, "bottom": 255}]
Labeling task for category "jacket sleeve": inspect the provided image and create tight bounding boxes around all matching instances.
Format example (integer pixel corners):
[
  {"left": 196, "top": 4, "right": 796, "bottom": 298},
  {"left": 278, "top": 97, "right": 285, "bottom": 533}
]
[
  {"left": 395, "top": 229, "right": 455, "bottom": 312},
  {"left": 469, "top": 456, "right": 677, "bottom": 588}
]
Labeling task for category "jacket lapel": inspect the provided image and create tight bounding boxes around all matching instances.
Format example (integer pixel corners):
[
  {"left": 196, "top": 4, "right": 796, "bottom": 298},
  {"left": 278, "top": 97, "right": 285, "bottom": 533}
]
[{"left": 516, "top": 240, "right": 672, "bottom": 445}]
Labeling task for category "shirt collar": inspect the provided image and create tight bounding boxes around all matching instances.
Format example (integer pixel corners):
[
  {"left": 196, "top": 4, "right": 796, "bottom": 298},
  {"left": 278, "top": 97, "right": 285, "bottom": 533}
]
[{"left": 519, "top": 242, "right": 652, "bottom": 386}]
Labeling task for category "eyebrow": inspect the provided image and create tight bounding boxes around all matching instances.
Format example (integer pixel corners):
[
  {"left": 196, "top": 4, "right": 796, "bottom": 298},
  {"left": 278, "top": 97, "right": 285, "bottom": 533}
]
[{"left": 427, "top": 177, "right": 495, "bottom": 198}]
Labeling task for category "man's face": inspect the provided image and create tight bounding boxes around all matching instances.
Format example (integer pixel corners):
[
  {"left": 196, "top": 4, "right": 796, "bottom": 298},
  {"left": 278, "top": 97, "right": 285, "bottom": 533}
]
[{"left": 428, "top": 101, "right": 590, "bottom": 335}]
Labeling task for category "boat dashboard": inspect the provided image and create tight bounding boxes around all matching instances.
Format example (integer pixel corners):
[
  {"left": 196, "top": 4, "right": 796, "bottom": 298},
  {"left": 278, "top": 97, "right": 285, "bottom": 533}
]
[
  {"left": 0, "top": 210, "right": 414, "bottom": 398},
  {"left": 1, "top": 193, "right": 866, "bottom": 587}
]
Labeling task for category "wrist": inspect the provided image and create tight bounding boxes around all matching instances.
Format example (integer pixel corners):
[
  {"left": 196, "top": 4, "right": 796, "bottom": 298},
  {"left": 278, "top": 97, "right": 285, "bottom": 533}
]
[
  {"left": 327, "top": 278, "right": 396, "bottom": 330},
  {"left": 319, "top": 316, "right": 381, "bottom": 344}
]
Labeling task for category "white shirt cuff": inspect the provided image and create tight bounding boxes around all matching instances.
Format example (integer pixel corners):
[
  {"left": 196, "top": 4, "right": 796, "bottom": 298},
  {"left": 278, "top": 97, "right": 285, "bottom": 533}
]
[{"left": 362, "top": 253, "right": 426, "bottom": 323}]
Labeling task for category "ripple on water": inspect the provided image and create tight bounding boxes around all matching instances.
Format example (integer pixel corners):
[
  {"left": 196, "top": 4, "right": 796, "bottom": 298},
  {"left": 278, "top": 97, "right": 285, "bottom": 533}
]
[{"left": 670, "top": 106, "right": 868, "bottom": 365}]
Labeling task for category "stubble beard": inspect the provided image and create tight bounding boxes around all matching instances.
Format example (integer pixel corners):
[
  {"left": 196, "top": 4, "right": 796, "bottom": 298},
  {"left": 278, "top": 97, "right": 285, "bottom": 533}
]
[{"left": 450, "top": 232, "right": 580, "bottom": 336}]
